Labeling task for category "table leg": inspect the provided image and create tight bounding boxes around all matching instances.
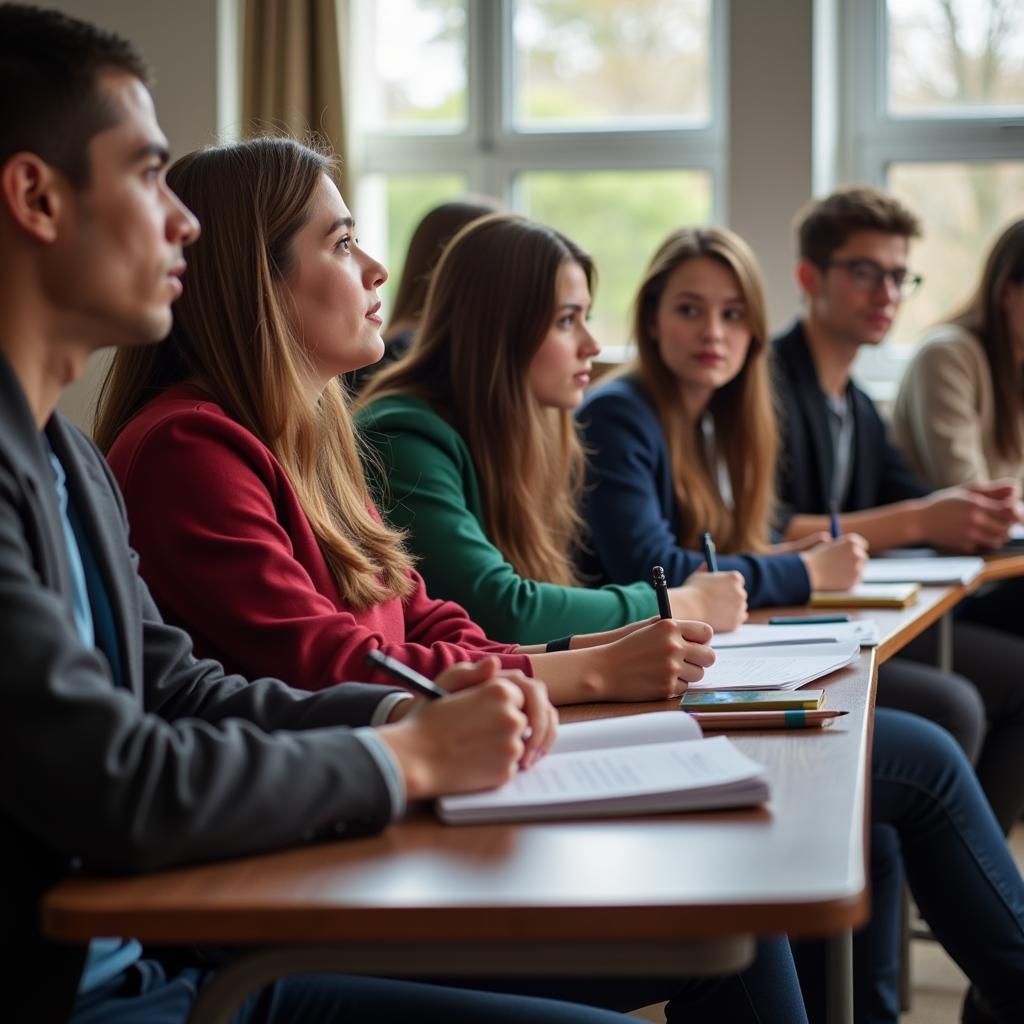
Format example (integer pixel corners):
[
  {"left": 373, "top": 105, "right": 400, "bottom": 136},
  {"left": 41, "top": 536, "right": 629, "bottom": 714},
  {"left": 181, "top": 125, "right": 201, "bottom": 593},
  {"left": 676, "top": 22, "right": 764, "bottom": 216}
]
[
  {"left": 937, "top": 612, "right": 953, "bottom": 674},
  {"left": 826, "top": 929, "right": 854, "bottom": 1024}
]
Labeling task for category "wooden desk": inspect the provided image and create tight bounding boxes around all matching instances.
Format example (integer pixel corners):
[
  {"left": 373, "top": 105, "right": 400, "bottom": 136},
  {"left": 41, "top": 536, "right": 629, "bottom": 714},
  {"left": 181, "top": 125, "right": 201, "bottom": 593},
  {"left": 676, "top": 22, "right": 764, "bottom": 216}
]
[{"left": 43, "top": 654, "right": 875, "bottom": 1024}]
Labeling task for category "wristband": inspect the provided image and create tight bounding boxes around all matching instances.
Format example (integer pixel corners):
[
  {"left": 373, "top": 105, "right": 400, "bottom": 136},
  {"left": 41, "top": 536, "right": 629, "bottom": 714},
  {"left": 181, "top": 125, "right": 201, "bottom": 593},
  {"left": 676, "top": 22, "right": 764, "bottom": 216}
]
[{"left": 545, "top": 634, "right": 574, "bottom": 652}]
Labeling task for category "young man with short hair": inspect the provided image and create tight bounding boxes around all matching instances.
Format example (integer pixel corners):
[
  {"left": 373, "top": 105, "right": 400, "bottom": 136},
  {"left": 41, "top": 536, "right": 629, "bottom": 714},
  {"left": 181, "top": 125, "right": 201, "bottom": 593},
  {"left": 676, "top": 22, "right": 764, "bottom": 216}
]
[{"left": 772, "top": 185, "right": 1024, "bottom": 834}]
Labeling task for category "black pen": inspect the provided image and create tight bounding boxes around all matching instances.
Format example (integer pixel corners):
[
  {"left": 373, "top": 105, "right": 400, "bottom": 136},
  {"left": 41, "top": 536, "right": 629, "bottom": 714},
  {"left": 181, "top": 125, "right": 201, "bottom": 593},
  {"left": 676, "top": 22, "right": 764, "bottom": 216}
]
[
  {"left": 366, "top": 649, "right": 449, "bottom": 700},
  {"left": 701, "top": 531, "right": 719, "bottom": 572},
  {"left": 651, "top": 565, "right": 672, "bottom": 619}
]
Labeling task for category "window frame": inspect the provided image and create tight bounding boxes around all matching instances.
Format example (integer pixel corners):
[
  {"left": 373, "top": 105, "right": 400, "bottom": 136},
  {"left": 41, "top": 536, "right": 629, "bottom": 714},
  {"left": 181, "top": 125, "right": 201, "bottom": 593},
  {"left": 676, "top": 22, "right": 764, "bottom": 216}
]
[{"left": 349, "top": 0, "right": 728, "bottom": 215}]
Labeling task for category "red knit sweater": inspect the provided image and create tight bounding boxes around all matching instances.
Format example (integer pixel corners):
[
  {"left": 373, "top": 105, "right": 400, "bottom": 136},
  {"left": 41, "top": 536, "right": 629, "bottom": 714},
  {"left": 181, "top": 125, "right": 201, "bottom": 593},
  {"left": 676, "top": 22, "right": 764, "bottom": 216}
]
[{"left": 106, "top": 385, "right": 531, "bottom": 689}]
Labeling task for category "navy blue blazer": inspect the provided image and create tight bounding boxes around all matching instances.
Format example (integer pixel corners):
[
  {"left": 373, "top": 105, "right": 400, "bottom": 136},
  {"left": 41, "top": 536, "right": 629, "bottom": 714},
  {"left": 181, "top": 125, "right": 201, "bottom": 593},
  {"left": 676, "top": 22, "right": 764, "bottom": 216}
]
[
  {"left": 771, "top": 320, "right": 929, "bottom": 529},
  {"left": 0, "top": 354, "right": 401, "bottom": 1020},
  {"left": 576, "top": 376, "right": 810, "bottom": 608}
]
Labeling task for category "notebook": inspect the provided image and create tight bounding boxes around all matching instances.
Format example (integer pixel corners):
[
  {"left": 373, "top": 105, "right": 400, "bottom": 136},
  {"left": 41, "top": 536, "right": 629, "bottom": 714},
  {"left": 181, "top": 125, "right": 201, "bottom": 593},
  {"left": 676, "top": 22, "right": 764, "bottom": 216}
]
[
  {"left": 687, "top": 641, "right": 859, "bottom": 691},
  {"left": 862, "top": 557, "right": 984, "bottom": 585},
  {"left": 437, "top": 711, "right": 769, "bottom": 825},
  {"left": 711, "top": 621, "right": 880, "bottom": 648},
  {"left": 811, "top": 583, "right": 921, "bottom": 608},
  {"left": 680, "top": 689, "right": 825, "bottom": 711}
]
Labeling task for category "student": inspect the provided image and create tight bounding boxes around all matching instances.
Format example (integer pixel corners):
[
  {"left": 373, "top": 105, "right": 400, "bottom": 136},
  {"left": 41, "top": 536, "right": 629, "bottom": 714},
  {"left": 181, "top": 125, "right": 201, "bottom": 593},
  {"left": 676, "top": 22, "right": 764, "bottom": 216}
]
[
  {"left": 356, "top": 213, "right": 749, "bottom": 642},
  {"left": 346, "top": 197, "right": 500, "bottom": 393},
  {"left": 0, "top": 7, "right": 794, "bottom": 1023},
  {"left": 96, "top": 140, "right": 713, "bottom": 712},
  {"left": 893, "top": 218, "right": 1024, "bottom": 641},
  {"left": 772, "top": 185, "right": 1024, "bottom": 833},
  {"left": 575, "top": 225, "right": 1024, "bottom": 1020},
  {"left": 577, "top": 226, "right": 867, "bottom": 605},
  {"left": 893, "top": 217, "right": 1024, "bottom": 489}
]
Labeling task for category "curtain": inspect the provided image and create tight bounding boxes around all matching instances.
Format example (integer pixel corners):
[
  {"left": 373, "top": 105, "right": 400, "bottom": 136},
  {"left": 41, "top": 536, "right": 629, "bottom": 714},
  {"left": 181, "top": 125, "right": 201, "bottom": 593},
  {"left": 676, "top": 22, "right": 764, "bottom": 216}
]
[{"left": 242, "top": 0, "right": 350, "bottom": 197}]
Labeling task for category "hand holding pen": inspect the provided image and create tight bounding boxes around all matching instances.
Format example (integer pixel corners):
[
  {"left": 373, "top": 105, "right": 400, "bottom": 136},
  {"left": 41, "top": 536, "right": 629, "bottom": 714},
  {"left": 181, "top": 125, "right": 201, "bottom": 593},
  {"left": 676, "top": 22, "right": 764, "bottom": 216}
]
[{"left": 367, "top": 650, "right": 558, "bottom": 769}]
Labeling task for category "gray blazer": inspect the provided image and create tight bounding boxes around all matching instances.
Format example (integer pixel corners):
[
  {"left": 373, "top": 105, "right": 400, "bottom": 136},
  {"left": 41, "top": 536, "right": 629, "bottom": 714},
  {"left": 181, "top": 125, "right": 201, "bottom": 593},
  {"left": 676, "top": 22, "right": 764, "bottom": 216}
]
[{"left": 0, "top": 354, "right": 401, "bottom": 1020}]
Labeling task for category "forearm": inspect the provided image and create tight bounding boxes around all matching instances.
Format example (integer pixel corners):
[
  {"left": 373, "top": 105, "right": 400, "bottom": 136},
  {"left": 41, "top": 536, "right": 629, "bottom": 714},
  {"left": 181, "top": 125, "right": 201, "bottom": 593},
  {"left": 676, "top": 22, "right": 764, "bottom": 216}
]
[{"left": 785, "top": 503, "right": 924, "bottom": 551}]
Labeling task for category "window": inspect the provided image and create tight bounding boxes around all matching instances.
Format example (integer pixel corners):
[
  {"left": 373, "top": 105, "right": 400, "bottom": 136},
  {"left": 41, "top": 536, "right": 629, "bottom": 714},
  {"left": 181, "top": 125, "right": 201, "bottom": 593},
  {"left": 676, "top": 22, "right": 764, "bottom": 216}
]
[
  {"left": 844, "top": 0, "right": 1024, "bottom": 383},
  {"left": 349, "top": 0, "right": 722, "bottom": 346}
]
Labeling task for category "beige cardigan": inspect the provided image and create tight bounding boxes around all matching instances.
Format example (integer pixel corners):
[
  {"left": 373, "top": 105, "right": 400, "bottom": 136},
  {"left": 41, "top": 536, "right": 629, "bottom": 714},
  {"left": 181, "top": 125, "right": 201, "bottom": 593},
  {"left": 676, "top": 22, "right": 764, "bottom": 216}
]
[{"left": 892, "top": 324, "right": 1024, "bottom": 487}]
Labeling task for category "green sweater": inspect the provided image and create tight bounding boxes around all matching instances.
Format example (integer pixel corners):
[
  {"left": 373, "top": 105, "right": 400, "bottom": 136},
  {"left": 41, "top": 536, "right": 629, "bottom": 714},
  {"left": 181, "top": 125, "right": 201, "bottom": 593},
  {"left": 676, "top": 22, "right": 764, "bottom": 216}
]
[{"left": 357, "top": 394, "right": 658, "bottom": 644}]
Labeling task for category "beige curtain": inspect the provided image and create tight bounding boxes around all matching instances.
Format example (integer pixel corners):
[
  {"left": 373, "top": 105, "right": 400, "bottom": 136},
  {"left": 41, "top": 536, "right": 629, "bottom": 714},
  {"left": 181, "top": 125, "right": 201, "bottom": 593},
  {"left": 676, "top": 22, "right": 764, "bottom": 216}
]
[{"left": 242, "top": 0, "right": 350, "bottom": 197}]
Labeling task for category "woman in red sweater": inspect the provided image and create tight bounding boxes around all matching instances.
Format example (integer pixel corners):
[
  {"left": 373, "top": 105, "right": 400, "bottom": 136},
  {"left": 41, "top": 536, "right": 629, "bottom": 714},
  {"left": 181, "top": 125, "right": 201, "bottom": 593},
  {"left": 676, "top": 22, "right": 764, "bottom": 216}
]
[{"left": 94, "top": 137, "right": 714, "bottom": 727}]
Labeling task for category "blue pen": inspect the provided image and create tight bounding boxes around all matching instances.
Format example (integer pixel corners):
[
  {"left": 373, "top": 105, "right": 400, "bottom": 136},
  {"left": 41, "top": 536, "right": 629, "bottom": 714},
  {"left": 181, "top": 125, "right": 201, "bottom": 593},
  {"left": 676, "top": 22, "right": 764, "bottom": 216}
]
[
  {"left": 701, "top": 531, "right": 719, "bottom": 572},
  {"left": 828, "top": 501, "right": 842, "bottom": 540}
]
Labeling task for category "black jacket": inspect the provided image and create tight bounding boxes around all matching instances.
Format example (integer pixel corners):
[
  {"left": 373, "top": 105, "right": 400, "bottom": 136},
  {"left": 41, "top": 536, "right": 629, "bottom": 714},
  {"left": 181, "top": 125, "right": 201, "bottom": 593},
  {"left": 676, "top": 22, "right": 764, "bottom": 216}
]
[{"left": 771, "top": 320, "right": 929, "bottom": 530}]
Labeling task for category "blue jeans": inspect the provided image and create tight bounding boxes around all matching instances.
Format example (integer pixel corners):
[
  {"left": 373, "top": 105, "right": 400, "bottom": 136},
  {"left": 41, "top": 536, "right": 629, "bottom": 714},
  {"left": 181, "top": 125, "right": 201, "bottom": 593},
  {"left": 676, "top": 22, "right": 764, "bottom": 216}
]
[
  {"left": 71, "top": 937, "right": 807, "bottom": 1023},
  {"left": 796, "top": 709, "right": 1024, "bottom": 1024}
]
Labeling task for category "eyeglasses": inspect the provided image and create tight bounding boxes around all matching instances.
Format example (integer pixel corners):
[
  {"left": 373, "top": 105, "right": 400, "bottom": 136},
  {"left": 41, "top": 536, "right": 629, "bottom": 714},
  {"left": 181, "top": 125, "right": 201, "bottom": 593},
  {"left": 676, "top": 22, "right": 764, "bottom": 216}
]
[{"left": 820, "top": 258, "right": 923, "bottom": 298}]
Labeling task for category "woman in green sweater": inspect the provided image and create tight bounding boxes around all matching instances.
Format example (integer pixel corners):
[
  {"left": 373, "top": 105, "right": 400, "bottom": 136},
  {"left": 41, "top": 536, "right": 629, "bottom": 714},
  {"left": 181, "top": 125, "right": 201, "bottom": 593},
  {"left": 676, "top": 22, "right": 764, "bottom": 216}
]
[{"left": 356, "top": 213, "right": 748, "bottom": 643}]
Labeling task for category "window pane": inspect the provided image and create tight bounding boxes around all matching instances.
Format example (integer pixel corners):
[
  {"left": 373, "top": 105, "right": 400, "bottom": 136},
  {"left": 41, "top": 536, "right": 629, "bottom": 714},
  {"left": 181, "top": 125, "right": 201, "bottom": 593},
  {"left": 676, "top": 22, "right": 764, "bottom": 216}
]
[
  {"left": 887, "top": 0, "right": 1024, "bottom": 116},
  {"left": 886, "top": 161, "right": 1024, "bottom": 348},
  {"left": 513, "top": 0, "right": 711, "bottom": 129},
  {"left": 520, "top": 170, "right": 713, "bottom": 348},
  {"left": 354, "top": 0, "right": 467, "bottom": 132},
  {"left": 361, "top": 173, "right": 469, "bottom": 315}
]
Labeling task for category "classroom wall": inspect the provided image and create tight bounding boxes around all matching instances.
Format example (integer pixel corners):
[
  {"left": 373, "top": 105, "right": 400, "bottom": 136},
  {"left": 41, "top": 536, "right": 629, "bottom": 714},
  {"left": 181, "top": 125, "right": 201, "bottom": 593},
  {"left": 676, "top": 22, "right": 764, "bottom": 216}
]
[{"left": 50, "top": 0, "right": 230, "bottom": 432}]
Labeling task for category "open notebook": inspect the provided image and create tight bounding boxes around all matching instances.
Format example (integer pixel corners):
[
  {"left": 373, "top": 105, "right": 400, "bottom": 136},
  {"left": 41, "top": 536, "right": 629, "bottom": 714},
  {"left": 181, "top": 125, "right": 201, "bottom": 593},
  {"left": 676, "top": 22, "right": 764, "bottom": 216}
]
[
  {"left": 437, "top": 711, "right": 769, "bottom": 825},
  {"left": 687, "top": 641, "right": 859, "bottom": 692}
]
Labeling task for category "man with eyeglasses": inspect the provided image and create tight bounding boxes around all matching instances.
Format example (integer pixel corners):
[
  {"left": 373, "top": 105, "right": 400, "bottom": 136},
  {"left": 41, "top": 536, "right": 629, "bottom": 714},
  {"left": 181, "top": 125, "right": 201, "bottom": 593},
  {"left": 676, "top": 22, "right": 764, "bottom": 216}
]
[{"left": 771, "top": 186, "right": 1024, "bottom": 838}]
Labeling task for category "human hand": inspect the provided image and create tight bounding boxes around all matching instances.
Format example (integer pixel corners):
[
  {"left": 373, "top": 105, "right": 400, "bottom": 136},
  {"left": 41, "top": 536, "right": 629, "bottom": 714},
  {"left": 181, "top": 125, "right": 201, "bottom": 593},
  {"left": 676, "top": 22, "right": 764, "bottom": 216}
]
[
  {"left": 670, "top": 569, "right": 748, "bottom": 631},
  {"left": 435, "top": 656, "right": 557, "bottom": 769},
  {"left": 799, "top": 533, "right": 868, "bottom": 591},
  {"left": 377, "top": 676, "right": 530, "bottom": 800},
  {"left": 584, "top": 618, "right": 716, "bottom": 702},
  {"left": 917, "top": 486, "right": 1017, "bottom": 551}
]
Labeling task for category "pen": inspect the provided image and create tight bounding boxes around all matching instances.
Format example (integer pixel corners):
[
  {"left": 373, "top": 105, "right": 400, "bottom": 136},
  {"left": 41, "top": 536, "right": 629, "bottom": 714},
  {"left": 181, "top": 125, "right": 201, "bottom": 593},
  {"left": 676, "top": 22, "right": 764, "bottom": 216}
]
[
  {"left": 651, "top": 564, "right": 672, "bottom": 619},
  {"left": 688, "top": 709, "right": 848, "bottom": 731},
  {"left": 701, "top": 531, "right": 718, "bottom": 572},
  {"left": 829, "top": 500, "right": 841, "bottom": 540},
  {"left": 366, "top": 649, "right": 449, "bottom": 700}
]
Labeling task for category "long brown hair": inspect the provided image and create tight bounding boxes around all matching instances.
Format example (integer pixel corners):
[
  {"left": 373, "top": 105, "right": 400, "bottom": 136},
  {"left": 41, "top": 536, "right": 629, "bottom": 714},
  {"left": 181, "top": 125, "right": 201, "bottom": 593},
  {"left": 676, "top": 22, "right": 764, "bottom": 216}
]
[
  {"left": 94, "top": 136, "right": 414, "bottom": 608},
  {"left": 360, "top": 213, "right": 593, "bottom": 586},
  {"left": 948, "top": 217, "right": 1024, "bottom": 463},
  {"left": 629, "top": 226, "right": 776, "bottom": 553},
  {"left": 384, "top": 197, "right": 501, "bottom": 341}
]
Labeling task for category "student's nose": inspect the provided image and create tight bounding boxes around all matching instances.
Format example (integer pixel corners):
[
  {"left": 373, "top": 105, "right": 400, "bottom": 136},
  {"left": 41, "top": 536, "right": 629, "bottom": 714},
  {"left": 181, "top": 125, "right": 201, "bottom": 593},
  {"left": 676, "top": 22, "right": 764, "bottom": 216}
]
[
  {"left": 165, "top": 186, "right": 200, "bottom": 247},
  {"left": 705, "top": 310, "right": 725, "bottom": 340},
  {"left": 363, "top": 251, "right": 387, "bottom": 289},
  {"left": 580, "top": 323, "right": 601, "bottom": 358}
]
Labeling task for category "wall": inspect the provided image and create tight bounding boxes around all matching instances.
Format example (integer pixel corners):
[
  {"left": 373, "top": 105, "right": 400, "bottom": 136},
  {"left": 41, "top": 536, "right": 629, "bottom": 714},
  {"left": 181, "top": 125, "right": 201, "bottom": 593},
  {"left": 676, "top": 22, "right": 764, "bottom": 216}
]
[{"left": 49, "top": 0, "right": 227, "bottom": 431}]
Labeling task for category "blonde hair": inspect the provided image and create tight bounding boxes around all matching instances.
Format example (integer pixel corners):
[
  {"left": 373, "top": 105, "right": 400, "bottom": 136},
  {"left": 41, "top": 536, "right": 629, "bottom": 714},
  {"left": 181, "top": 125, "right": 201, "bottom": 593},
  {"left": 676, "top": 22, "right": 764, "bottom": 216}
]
[
  {"left": 360, "top": 213, "right": 593, "bottom": 586},
  {"left": 628, "top": 226, "right": 777, "bottom": 553},
  {"left": 94, "top": 136, "right": 414, "bottom": 608}
]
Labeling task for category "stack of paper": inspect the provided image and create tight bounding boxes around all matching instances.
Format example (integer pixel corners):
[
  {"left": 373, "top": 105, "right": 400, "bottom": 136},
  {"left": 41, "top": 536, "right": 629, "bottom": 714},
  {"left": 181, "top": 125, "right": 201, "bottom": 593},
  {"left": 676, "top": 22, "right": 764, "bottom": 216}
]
[
  {"left": 437, "top": 712, "right": 769, "bottom": 824},
  {"left": 863, "top": 557, "right": 984, "bottom": 585},
  {"left": 689, "top": 641, "right": 859, "bottom": 692},
  {"left": 711, "top": 621, "right": 880, "bottom": 649}
]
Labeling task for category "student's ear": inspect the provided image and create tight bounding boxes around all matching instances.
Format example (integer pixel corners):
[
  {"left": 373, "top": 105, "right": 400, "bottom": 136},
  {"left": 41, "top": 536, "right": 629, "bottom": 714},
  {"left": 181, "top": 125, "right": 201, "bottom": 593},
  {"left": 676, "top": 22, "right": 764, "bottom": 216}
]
[
  {"left": 796, "top": 259, "right": 821, "bottom": 298},
  {"left": 0, "top": 153, "right": 66, "bottom": 244}
]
